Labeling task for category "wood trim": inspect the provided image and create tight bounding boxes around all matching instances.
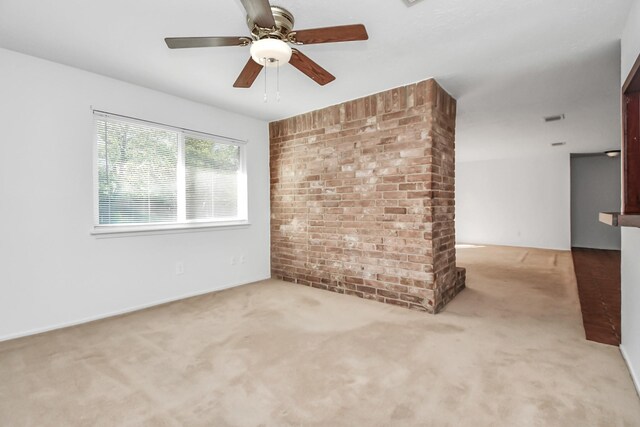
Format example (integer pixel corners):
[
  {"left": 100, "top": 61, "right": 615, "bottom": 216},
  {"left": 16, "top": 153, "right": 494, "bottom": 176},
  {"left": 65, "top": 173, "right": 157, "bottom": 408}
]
[
  {"left": 624, "top": 92, "right": 640, "bottom": 214},
  {"left": 623, "top": 52, "right": 640, "bottom": 95},
  {"left": 622, "top": 51, "right": 640, "bottom": 215}
]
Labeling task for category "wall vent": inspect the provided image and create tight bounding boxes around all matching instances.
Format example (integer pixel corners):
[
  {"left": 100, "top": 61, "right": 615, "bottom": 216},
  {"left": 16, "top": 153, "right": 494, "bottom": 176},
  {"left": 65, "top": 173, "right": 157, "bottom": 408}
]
[{"left": 544, "top": 114, "right": 565, "bottom": 122}]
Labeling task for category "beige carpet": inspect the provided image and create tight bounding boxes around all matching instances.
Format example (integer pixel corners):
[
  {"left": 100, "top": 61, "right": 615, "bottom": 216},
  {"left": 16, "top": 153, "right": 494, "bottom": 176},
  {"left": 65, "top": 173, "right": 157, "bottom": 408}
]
[{"left": 1, "top": 246, "right": 639, "bottom": 426}]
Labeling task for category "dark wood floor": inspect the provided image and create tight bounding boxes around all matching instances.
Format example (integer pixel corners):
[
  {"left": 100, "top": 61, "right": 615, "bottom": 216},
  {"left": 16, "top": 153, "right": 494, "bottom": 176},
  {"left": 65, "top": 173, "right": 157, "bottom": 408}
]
[{"left": 571, "top": 248, "right": 621, "bottom": 346}]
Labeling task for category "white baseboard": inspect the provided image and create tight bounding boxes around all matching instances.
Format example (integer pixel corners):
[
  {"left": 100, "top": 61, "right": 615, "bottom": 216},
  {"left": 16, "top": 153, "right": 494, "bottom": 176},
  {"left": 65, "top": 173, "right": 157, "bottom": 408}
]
[
  {"left": 0, "top": 275, "right": 270, "bottom": 343},
  {"left": 620, "top": 345, "right": 640, "bottom": 397}
]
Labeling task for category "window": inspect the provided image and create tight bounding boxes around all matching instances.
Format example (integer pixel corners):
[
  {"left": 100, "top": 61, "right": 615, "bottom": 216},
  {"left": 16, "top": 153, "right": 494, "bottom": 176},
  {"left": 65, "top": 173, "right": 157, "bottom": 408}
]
[{"left": 94, "top": 112, "right": 247, "bottom": 233}]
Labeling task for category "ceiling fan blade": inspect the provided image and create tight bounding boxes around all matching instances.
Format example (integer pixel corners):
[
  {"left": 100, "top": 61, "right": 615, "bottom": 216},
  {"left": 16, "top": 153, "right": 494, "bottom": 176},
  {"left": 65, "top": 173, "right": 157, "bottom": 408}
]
[
  {"left": 290, "top": 49, "right": 335, "bottom": 86},
  {"left": 233, "top": 58, "right": 264, "bottom": 88},
  {"left": 240, "top": 0, "right": 276, "bottom": 28},
  {"left": 165, "top": 37, "right": 249, "bottom": 49},
  {"left": 292, "top": 24, "right": 368, "bottom": 45}
]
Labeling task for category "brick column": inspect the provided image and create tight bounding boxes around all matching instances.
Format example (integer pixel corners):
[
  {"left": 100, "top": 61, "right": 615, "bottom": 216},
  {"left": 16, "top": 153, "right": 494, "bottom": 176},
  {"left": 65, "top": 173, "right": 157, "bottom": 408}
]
[{"left": 269, "top": 79, "right": 465, "bottom": 313}]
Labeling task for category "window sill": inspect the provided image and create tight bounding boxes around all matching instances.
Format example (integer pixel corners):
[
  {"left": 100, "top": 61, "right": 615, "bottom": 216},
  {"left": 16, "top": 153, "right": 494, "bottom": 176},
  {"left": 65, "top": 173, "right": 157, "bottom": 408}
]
[
  {"left": 91, "top": 220, "right": 250, "bottom": 238},
  {"left": 599, "top": 212, "right": 640, "bottom": 228}
]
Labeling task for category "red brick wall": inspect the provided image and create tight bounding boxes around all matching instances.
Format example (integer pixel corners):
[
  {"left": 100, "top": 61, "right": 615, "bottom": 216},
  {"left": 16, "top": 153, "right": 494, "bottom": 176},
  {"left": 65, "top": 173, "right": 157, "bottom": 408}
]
[{"left": 269, "top": 79, "right": 464, "bottom": 313}]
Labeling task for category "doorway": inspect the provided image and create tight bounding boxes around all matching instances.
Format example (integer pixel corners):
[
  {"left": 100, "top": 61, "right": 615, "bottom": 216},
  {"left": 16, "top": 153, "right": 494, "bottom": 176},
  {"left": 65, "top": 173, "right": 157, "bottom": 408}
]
[{"left": 570, "top": 153, "right": 621, "bottom": 249}]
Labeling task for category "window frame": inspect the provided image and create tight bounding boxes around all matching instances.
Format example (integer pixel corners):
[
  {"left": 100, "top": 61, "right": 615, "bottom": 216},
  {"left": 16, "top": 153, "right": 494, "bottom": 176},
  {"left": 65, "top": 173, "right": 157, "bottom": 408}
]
[{"left": 91, "top": 111, "right": 249, "bottom": 236}]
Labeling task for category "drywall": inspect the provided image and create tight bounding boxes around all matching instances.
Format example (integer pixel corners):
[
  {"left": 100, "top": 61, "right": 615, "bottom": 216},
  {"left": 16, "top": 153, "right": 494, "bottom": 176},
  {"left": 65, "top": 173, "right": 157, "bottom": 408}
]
[
  {"left": 456, "top": 153, "right": 571, "bottom": 250},
  {"left": 622, "top": 0, "right": 640, "bottom": 86},
  {"left": 620, "top": 0, "right": 640, "bottom": 394},
  {"left": 0, "top": 48, "right": 270, "bottom": 340},
  {"left": 570, "top": 155, "right": 621, "bottom": 250},
  {"left": 621, "top": 228, "right": 640, "bottom": 392}
]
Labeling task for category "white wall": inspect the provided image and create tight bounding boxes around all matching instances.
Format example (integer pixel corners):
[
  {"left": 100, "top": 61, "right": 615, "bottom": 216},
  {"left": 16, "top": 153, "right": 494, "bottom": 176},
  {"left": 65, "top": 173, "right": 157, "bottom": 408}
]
[
  {"left": 570, "top": 155, "right": 621, "bottom": 250},
  {"left": 0, "top": 48, "right": 270, "bottom": 341},
  {"left": 620, "top": 0, "right": 640, "bottom": 393},
  {"left": 456, "top": 153, "right": 571, "bottom": 250},
  {"left": 621, "top": 228, "right": 640, "bottom": 390}
]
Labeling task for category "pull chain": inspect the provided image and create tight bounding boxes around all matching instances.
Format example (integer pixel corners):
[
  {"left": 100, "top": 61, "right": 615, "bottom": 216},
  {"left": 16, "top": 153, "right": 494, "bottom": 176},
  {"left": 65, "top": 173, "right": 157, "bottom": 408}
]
[
  {"left": 276, "top": 59, "right": 281, "bottom": 103},
  {"left": 263, "top": 57, "right": 268, "bottom": 103},
  {"left": 262, "top": 58, "right": 283, "bottom": 103}
]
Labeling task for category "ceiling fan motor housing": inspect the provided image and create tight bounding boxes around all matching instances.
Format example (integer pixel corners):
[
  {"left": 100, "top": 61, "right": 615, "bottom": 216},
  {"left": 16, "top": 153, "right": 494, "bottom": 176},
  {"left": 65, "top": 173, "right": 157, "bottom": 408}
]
[
  {"left": 247, "top": 6, "right": 295, "bottom": 67},
  {"left": 248, "top": 6, "right": 295, "bottom": 40}
]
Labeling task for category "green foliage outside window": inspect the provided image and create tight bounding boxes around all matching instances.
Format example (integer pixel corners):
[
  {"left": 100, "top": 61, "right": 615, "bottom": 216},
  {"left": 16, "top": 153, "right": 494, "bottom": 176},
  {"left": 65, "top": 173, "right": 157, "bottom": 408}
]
[{"left": 97, "top": 118, "right": 242, "bottom": 226}]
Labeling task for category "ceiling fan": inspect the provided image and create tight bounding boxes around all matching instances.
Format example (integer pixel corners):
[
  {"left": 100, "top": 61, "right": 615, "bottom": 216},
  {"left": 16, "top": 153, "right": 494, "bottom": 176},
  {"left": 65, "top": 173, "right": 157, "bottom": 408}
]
[{"left": 165, "top": 0, "right": 368, "bottom": 88}]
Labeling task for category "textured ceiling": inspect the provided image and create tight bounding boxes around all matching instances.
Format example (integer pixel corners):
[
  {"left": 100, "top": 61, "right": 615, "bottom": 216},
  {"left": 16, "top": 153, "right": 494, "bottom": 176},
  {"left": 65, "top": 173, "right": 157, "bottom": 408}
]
[{"left": 0, "top": 0, "right": 633, "bottom": 160}]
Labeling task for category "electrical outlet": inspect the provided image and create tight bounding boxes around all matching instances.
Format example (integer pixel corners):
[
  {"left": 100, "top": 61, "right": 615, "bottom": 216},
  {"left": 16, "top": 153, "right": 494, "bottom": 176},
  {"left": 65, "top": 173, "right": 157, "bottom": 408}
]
[
  {"left": 176, "top": 261, "right": 184, "bottom": 275},
  {"left": 239, "top": 255, "right": 246, "bottom": 264}
]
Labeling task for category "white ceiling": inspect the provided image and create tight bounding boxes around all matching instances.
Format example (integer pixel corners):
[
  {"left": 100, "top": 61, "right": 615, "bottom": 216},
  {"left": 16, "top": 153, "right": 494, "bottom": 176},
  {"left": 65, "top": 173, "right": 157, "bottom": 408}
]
[{"left": 0, "top": 0, "right": 633, "bottom": 161}]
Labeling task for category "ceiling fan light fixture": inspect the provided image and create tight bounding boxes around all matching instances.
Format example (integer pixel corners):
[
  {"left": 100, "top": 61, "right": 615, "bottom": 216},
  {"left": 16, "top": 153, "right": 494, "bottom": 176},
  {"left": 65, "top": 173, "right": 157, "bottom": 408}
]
[
  {"left": 166, "top": 2, "right": 367, "bottom": 88},
  {"left": 250, "top": 39, "right": 292, "bottom": 67}
]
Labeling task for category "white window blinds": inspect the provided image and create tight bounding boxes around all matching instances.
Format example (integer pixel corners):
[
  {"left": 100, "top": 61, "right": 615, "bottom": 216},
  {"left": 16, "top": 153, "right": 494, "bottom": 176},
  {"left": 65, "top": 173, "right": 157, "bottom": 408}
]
[
  {"left": 184, "top": 135, "right": 240, "bottom": 220},
  {"left": 95, "top": 113, "right": 246, "bottom": 229},
  {"left": 97, "top": 119, "right": 178, "bottom": 224}
]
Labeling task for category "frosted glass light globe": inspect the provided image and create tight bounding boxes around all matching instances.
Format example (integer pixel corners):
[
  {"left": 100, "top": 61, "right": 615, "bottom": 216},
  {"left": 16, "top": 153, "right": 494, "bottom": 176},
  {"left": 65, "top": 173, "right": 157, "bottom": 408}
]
[{"left": 250, "top": 39, "right": 292, "bottom": 68}]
